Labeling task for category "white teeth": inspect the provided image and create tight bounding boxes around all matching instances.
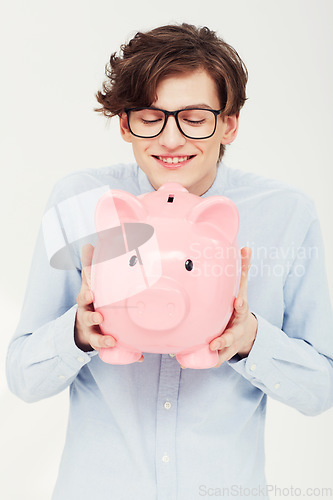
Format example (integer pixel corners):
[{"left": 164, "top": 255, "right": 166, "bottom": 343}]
[{"left": 158, "top": 156, "right": 190, "bottom": 164}]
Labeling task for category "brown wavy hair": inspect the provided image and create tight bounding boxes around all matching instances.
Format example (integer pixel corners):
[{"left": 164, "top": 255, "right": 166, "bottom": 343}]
[{"left": 95, "top": 23, "right": 248, "bottom": 160}]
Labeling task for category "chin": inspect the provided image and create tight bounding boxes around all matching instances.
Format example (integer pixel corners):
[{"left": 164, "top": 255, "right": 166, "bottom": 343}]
[{"left": 155, "top": 170, "right": 190, "bottom": 188}]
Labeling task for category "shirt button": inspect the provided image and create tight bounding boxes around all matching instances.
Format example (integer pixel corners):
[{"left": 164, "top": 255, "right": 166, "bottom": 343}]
[
  {"left": 58, "top": 375, "right": 66, "bottom": 380},
  {"left": 169, "top": 353, "right": 176, "bottom": 358},
  {"left": 77, "top": 356, "right": 85, "bottom": 363},
  {"left": 162, "top": 455, "right": 170, "bottom": 463},
  {"left": 250, "top": 363, "right": 257, "bottom": 371},
  {"left": 164, "top": 401, "right": 172, "bottom": 410},
  {"left": 274, "top": 383, "right": 280, "bottom": 390}
]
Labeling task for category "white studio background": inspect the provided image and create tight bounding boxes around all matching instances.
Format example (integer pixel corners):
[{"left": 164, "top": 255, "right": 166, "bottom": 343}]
[{"left": 1, "top": 0, "right": 332, "bottom": 499}]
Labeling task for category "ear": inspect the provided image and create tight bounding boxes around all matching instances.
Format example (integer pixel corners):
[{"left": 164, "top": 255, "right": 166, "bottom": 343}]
[
  {"left": 119, "top": 113, "right": 133, "bottom": 143},
  {"left": 187, "top": 196, "right": 239, "bottom": 243},
  {"left": 221, "top": 113, "right": 239, "bottom": 145},
  {"left": 95, "top": 189, "right": 147, "bottom": 232}
]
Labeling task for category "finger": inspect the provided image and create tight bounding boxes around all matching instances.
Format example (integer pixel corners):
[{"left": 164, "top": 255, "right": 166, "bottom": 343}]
[
  {"left": 81, "top": 244, "right": 94, "bottom": 287},
  {"left": 88, "top": 332, "right": 116, "bottom": 350},
  {"left": 210, "top": 331, "right": 234, "bottom": 351},
  {"left": 233, "top": 295, "right": 249, "bottom": 320},
  {"left": 77, "top": 287, "right": 95, "bottom": 308},
  {"left": 237, "top": 247, "right": 252, "bottom": 299},
  {"left": 83, "top": 310, "right": 104, "bottom": 327},
  {"left": 241, "top": 246, "right": 252, "bottom": 276},
  {"left": 81, "top": 243, "right": 94, "bottom": 268},
  {"left": 214, "top": 345, "right": 239, "bottom": 368}
]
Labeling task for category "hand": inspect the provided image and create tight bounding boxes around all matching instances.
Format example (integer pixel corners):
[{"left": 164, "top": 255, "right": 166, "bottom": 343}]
[
  {"left": 209, "top": 247, "right": 258, "bottom": 368},
  {"left": 74, "top": 244, "right": 117, "bottom": 352}
]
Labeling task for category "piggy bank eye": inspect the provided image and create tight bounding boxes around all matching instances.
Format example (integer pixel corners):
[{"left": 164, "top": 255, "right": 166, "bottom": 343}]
[
  {"left": 185, "top": 259, "right": 194, "bottom": 271},
  {"left": 129, "top": 255, "right": 138, "bottom": 267}
]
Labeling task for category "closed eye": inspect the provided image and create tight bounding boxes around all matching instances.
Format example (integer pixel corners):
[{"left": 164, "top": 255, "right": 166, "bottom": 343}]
[
  {"left": 142, "top": 119, "right": 163, "bottom": 125},
  {"left": 183, "top": 118, "right": 206, "bottom": 126}
]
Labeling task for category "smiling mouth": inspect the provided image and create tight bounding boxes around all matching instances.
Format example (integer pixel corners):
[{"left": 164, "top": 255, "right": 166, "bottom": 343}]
[{"left": 153, "top": 155, "right": 195, "bottom": 165}]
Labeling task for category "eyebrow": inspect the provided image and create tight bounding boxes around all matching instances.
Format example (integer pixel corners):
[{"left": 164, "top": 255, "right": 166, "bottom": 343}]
[
  {"left": 150, "top": 104, "right": 215, "bottom": 110},
  {"left": 182, "top": 104, "right": 214, "bottom": 110}
]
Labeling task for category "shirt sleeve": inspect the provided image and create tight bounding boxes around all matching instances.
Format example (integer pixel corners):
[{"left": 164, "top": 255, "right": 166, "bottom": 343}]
[
  {"left": 6, "top": 183, "right": 99, "bottom": 403},
  {"left": 228, "top": 217, "right": 333, "bottom": 416}
]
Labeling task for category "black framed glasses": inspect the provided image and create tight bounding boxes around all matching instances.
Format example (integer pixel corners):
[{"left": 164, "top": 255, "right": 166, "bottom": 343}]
[{"left": 124, "top": 107, "right": 224, "bottom": 140}]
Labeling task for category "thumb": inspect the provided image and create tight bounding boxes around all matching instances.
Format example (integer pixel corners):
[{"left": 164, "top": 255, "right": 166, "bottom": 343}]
[{"left": 81, "top": 244, "right": 94, "bottom": 287}]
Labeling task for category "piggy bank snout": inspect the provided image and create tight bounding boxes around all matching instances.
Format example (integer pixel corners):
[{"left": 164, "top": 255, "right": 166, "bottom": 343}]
[{"left": 126, "top": 281, "right": 189, "bottom": 331}]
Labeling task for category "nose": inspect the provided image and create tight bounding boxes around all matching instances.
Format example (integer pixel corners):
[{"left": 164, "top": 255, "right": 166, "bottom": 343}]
[
  {"left": 126, "top": 281, "right": 189, "bottom": 330},
  {"left": 158, "top": 115, "right": 187, "bottom": 149}
]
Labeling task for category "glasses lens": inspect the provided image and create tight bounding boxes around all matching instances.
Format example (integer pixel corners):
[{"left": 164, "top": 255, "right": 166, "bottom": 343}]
[
  {"left": 128, "top": 109, "right": 165, "bottom": 138},
  {"left": 178, "top": 109, "right": 217, "bottom": 138},
  {"left": 127, "top": 108, "right": 218, "bottom": 139}
]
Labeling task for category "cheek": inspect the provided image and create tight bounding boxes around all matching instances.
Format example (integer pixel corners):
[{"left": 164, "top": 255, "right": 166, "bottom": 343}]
[
  {"left": 133, "top": 140, "right": 154, "bottom": 155},
  {"left": 131, "top": 143, "right": 148, "bottom": 162},
  {"left": 200, "top": 139, "right": 222, "bottom": 161}
]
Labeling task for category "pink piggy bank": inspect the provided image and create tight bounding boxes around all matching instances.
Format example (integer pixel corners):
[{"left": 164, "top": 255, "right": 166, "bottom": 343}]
[{"left": 90, "top": 182, "right": 241, "bottom": 369}]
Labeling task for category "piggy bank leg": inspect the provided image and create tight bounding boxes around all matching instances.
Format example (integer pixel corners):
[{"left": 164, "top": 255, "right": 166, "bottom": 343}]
[
  {"left": 99, "top": 346, "right": 142, "bottom": 365},
  {"left": 176, "top": 346, "right": 219, "bottom": 369}
]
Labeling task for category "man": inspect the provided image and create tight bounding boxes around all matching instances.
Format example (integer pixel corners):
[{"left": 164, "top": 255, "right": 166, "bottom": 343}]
[{"left": 6, "top": 23, "right": 333, "bottom": 500}]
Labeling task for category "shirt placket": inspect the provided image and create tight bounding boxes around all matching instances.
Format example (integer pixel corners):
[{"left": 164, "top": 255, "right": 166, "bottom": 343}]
[{"left": 155, "top": 353, "right": 181, "bottom": 500}]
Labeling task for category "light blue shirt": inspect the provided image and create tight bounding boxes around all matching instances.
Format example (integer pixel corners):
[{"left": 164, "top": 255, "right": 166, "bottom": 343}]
[{"left": 6, "top": 163, "right": 333, "bottom": 500}]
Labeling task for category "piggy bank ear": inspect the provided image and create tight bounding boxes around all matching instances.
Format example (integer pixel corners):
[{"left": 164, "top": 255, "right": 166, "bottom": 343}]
[
  {"left": 187, "top": 196, "right": 239, "bottom": 242},
  {"left": 95, "top": 189, "right": 147, "bottom": 232}
]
